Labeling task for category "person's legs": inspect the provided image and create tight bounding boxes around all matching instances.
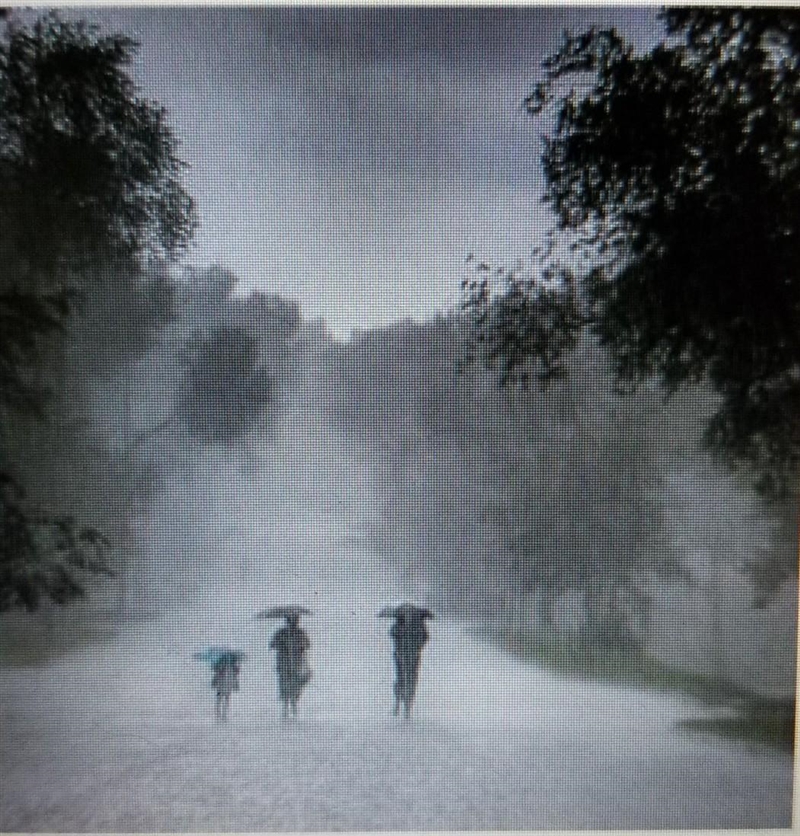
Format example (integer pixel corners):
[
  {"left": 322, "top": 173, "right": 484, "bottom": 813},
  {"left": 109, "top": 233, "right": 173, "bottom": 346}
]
[
  {"left": 393, "top": 652, "right": 404, "bottom": 715},
  {"left": 410, "top": 650, "right": 422, "bottom": 690}
]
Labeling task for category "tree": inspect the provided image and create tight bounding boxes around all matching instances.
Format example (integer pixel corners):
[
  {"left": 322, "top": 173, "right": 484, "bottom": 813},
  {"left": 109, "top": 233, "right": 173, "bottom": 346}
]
[
  {"left": 499, "top": 354, "right": 683, "bottom": 648},
  {"left": 0, "top": 13, "right": 195, "bottom": 403},
  {"left": 320, "top": 317, "right": 476, "bottom": 442},
  {"left": 171, "top": 266, "right": 300, "bottom": 445},
  {"left": 463, "top": 9, "right": 800, "bottom": 500},
  {"left": 0, "top": 474, "right": 112, "bottom": 612},
  {"left": 0, "top": 13, "right": 196, "bottom": 611},
  {"left": 113, "top": 272, "right": 300, "bottom": 458},
  {"left": 178, "top": 325, "right": 277, "bottom": 444},
  {"left": 319, "top": 318, "right": 684, "bottom": 646}
]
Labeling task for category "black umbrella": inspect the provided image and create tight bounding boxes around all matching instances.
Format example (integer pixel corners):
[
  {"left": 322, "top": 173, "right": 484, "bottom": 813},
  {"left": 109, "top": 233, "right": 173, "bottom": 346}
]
[
  {"left": 255, "top": 606, "right": 313, "bottom": 620},
  {"left": 377, "top": 604, "right": 434, "bottom": 620}
]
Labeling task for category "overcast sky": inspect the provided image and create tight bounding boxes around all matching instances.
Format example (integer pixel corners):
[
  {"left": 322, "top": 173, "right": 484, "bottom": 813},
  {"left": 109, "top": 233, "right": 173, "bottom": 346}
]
[{"left": 83, "top": 6, "right": 661, "bottom": 339}]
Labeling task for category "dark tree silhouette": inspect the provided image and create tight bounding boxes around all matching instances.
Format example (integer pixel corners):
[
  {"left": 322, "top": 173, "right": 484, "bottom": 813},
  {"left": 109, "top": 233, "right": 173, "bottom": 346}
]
[
  {"left": 0, "top": 13, "right": 195, "bottom": 610},
  {"left": 178, "top": 326, "right": 276, "bottom": 445},
  {"left": 0, "top": 13, "right": 195, "bottom": 408},
  {"left": 0, "top": 474, "right": 112, "bottom": 612},
  {"left": 463, "top": 9, "right": 800, "bottom": 500}
]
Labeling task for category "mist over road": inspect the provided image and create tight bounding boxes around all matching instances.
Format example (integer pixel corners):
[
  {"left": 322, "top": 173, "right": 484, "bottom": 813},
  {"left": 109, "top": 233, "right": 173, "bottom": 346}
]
[
  {"left": 0, "top": 588, "right": 792, "bottom": 831},
  {"left": 0, "top": 9, "right": 796, "bottom": 832},
  {"left": 1, "top": 420, "right": 794, "bottom": 831}
]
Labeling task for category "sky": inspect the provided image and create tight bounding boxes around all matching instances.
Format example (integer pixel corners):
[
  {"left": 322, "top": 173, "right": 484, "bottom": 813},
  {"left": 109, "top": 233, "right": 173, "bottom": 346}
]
[{"left": 82, "top": 6, "right": 661, "bottom": 340}]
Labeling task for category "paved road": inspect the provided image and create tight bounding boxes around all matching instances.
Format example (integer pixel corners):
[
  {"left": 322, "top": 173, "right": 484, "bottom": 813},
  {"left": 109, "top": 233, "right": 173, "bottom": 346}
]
[{"left": 0, "top": 597, "right": 793, "bottom": 831}]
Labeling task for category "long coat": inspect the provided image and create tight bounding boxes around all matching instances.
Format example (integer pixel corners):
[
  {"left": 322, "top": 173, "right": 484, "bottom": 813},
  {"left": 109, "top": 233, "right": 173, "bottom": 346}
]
[
  {"left": 391, "top": 618, "right": 428, "bottom": 693},
  {"left": 270, "top": 625, "right": 311, "bottom": 700}
]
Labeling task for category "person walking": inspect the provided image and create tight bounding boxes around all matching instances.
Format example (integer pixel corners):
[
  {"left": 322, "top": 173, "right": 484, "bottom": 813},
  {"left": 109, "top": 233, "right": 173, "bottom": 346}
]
[
  {"left": 211, "top": 651, "right": 241, "bottom": 722},
  {"left": 256, "top": 606, "right": 313, "bottom": 719},
  {"left": 380, "top": 604, "right": 433, "bottom": 719}
]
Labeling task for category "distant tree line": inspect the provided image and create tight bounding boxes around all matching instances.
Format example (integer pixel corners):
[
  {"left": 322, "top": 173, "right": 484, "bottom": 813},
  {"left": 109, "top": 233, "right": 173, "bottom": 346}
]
[
  {"left": 456, "top": 7, "right": 800, "bottom": 641},
  {"left": 315, "top": 318, "right": 781, "bottom": 649},
  {"left": 4, "top": 7, "right": 796, "bottom": 648}
]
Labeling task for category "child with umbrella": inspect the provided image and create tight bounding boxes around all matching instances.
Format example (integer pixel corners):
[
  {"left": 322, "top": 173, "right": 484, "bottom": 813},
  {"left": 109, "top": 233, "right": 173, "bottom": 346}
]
[{"left": 193, "top": 647, "right": 245, "bottom": 722}]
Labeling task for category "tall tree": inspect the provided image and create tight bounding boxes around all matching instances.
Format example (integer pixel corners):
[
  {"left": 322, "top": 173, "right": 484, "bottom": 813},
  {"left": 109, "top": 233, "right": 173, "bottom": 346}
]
[
  {"left": 0, "top": 12, "right": 195, "bottom": 405},
  {"left": 0, "top": 13, "right": 196, "bottom": 611},
  {"left": 463, "top": 9, "right": 800, "bottom": 500}
]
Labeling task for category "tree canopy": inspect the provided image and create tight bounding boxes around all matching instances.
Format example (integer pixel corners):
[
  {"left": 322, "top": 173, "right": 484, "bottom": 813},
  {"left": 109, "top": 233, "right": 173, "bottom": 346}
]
[
  {"left": 174, "top": 268, "right": 300, "bottom": 445},
  {"left": 0, "top": 13, "right": 195, "bottom": 611},
  {"left": 0, "top": 13, "right": 195, "bottom": 411},
  {"left": 0, "top": 474, "right": 112, "bottom": 612},
  {"left": 463, "top": 9, "right": 800, "bottom": 499},
  {"left": 179, "top": 326, "right": 276, "bottom": 444}
]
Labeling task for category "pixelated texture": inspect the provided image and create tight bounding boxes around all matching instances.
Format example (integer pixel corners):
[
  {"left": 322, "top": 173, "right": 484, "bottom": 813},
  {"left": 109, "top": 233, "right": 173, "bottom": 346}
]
[{"left": 0, "top": 7, "right": 795, "bottom": 832}]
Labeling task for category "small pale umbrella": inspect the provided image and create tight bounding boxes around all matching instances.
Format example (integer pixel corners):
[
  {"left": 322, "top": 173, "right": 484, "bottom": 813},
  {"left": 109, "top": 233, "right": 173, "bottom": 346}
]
[{"left": 192, "top": 647, "right": 247, "bottom": 667}]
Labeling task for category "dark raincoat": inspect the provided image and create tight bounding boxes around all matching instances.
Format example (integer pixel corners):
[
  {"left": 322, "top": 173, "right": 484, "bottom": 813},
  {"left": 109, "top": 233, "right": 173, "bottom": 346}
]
[
  {"left": 391, "top": 616, "right": 429, "bottom": 700},
  {"left": 270, "top": 624, "right": 311, "bottom": 701}
]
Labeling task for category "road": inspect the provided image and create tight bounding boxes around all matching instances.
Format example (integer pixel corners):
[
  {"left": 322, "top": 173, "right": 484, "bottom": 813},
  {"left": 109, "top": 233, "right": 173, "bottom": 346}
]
[{"left": 0, "top": 590, "right": 793, "bottom": 831}]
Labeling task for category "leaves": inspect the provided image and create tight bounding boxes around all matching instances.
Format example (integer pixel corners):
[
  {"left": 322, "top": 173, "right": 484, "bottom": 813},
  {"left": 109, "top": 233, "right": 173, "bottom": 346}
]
[
  {"left": 0, "top": 287, "right": 68, "bottom": 413},
  {"left": 461, "top": 256, "right": 586, "bottom": 387},
  {"left": 464, "top": 9, "right": 800, "bottom": 499},
  {"left": 0, "top": 14, "right": 196, "bottom": 272},
  {"left": 0, "top": 13, "right": 196, "bottom": 611},
  {"left": 0, "top": 472, "right": 113, "bottom": 613}
]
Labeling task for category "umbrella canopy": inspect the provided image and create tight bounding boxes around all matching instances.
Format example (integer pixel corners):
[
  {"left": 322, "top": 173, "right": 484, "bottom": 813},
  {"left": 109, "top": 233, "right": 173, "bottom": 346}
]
[
  {"left": 377, "top": 604, "right": 434, "bottom": 620},
  {"left": 193, "top": 647, "right": 246, "bottom": 667},
  {"left": 254, "top": 606, "right": 312, "bottom": 620}
]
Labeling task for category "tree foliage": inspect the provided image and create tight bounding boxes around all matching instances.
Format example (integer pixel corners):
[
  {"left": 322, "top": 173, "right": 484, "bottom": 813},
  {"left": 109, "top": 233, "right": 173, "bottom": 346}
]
[
  {"left": 0, "top": 474, "right": 112, "bottom": 612},
  {"left": 0, "top": 13, "right": 196, "bottom": 611},
  {"left": 0, "top": 12, "right": 195, "bottom": 410},
  {"left": 463, "top": 9, "right": 800, "bottom": 499},
  {"left": 320, "top": 318, "right": 475, "bottom": 441},
  {"left": 1, "top": 14, "right": 195, "bottom": 267},
  {"left": 178, "top": 326, "right": 275, "bottom": 444},
  {"left": 175, "top": 279, "right": 300, "bottom": 445},
  {"left": 319, "top": 319, "right": 691, "bottom": 648}
]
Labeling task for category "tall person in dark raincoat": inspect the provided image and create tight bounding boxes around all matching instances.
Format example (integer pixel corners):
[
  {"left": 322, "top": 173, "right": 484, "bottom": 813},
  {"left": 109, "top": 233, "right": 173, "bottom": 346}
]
[
  {"left": 269, "top": 612, "right": 312, "bottom": 719},
  {"left": 382, "top": 605, "right": 433, "bottom": 719}
]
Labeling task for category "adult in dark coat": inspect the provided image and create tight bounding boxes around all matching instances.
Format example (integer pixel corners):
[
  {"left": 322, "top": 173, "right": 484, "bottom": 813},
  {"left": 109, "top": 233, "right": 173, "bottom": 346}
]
[
  {"left": 389, "top": 607, "right": 431, "bottom": 718},
  {"left": 270, "top": 613, "right": 311, "bottom": 718}
]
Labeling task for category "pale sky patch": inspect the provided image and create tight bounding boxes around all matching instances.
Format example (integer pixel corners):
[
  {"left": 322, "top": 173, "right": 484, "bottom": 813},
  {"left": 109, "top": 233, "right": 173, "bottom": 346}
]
[{"left": 78, "top": 6, "right": 661, "bottom": 338}]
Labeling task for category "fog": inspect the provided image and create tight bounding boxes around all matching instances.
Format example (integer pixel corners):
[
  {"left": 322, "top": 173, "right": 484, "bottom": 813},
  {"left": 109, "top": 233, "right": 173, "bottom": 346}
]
[
  {"left": 1, "top": 298, "right": 796, "bottom": 830},
  {"left": 0, "top": 7, "right": 796, "bottom": 831},
  {"left": 1, "top": 408, "right": 794, "bottom": 829},
  {"left": 127, "top": 343, "right": 796, "bottom": 698}
]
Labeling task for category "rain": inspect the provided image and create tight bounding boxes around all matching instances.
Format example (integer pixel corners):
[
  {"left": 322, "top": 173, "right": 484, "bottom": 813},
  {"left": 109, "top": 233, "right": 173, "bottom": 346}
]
[{"left": 0, "top": 6, "right": 796, "bottom": 832}]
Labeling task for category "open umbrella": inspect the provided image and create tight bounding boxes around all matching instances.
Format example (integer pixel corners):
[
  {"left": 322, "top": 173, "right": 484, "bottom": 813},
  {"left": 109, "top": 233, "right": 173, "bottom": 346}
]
[
  {"left": 377, "top": 604, "right": 434, "bottom": 620},
  {"left": 254, "top": 606, "right": 313, "bottom": 620},
  {"left": 193, "top": 647, "right": 247, "bottom": 667}
]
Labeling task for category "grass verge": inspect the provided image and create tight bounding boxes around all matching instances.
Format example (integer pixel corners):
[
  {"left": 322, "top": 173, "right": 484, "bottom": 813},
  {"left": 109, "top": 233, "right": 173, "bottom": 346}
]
[{"left": 488, "top": 623, "right": 795, "bottom": 753}]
